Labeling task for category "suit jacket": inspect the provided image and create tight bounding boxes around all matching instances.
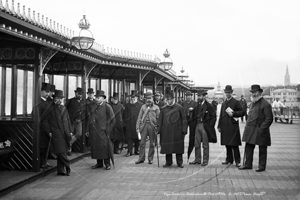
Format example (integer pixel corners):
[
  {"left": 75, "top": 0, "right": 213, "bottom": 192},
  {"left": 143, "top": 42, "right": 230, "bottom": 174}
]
[
  {"left": 190, "top": 100, "right": 217, "bottom": 143},
  {"left": 65, "top": 97, "right": 84, "bottom": 124},
  {"left": 242, "top": 97, "right": 273, "bottom": 146}
]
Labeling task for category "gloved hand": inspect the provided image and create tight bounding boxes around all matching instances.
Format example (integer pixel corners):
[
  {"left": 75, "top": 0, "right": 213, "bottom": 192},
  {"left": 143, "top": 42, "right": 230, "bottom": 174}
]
[{"left": 182, "top": 132, "right": 187, "bottom": 135}]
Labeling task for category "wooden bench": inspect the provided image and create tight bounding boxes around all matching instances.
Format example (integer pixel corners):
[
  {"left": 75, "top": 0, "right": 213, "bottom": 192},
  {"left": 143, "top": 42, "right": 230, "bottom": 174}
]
[{"left": 0, "top": 139, "right": 16, "bottom": 171}]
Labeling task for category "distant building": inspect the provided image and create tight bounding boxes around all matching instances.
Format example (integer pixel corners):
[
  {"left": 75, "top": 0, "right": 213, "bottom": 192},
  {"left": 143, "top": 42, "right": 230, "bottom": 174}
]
[
  {"left": 284, "top": 65, "right": 291, "bottom": 86},
  {"left": 270, "top": 88, "right": 300, "bottom": 107},
  {"left": 214, "top": 81, "right": 224, "bottom": 99}
]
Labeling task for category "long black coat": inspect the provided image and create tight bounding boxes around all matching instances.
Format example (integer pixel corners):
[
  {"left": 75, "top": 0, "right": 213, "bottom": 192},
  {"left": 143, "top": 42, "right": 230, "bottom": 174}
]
[
  {"left": 242, "top": 97, "right": 273, "bottom": 146},
  {"left": 158, "top": 103, "right": 187, "bottom": 154},
  {"left": 124, "top": 101, "right": 143, "bottom": 140},
  {"left": 42, "top": 104, "right": 72, "bottom": 154},
  {"left": 218, "top": 97, "right": 245, "bottom": 146},
  {"left": 190, "top": 100, "right": 217, "bottom": 143},
  {"left": 87, "top": 102, "right": 116, "bottom": 159},
  {"left": 109, "top": 102, "right": 124, "bottom": 140}
]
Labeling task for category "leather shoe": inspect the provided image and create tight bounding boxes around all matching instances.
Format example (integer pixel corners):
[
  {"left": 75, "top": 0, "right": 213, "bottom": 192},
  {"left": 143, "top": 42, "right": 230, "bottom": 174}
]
[
  {"left": 148, "top": 160, "right": 153, "bottom": 164},
  {"left": 134, "top": 151, "right": 139, "bottom": 155},
  {"left": 126, "top": 152, "right": 132, "bottom": 157},
  {"left": 239, "top": 166, "right": 252, "bottom": 170},
  {"left": 66, "top": 167, "right": 70, "bottom": 175},
  {"left": 201, "top": 163, "right": 208, "bottom": 166},
  {"left": 92, "top": 164, "right": 103, "bottom": 169},
  {"left": 178, "top": 164, "right": 184, "bottom": 168},
  {"left": 57, "top": 172, "right": 69, "bottom": 176},
  {"left": 163, "top": 164, "right": 172, "bottom": 168},
  {"left": 114, "top": 150, "right": 120, "bottom": 154},
  {"left": 105, "top": 165, "right": 111, "bottom": 170},
  {"left": 255, "top": 168, "right": 265, "bottom": 172},
  {"left": 236, "top": 163, "right": 241, "bottom": 167},
  {"left": 189, "top": 160, "right": 201, "bottom": 165},
  {"left": 222, "top": 161, "right": 233, "bottom": 165},
  {"left": 135, "top": 160, "right": 144, "bottom": 164}
]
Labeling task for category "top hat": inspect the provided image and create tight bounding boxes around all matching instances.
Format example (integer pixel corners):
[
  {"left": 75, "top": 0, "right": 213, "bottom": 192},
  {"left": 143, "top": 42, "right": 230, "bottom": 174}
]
[
  {"left": 197, "top": 89, "right": 208, "bottom": 96},
  {"left": 144, "top": 92, "right": 153, "bottom": 97},
  {"left": 54, "top": 90, "right": 64, "bottom": 98},
  {"left": 112, "top": 92, "right": 119, "bottom": 99},
  {"left": 41, "top": 83, "right": 50, "bottom": 92},
  {"left": 249, "top": 84, "right": 263, "bottom": 93},
  {"left": 50, "top": 84, "right": 56, "bottom": 92},
  {"left": 165, "top": 87, "right": 174, "bottom": 99},
  {"left": 95, "top": 90, "right": 106, "bottom": 99},
  {"left": 130, "top": 90, "right": 139, "bottom": 97},
  {"left": 74, "top": 87, "right": 83, "bottom": 94},
  {"left": 87, "top": 88, "right": 94, "bottom": 94},
  {"left": 185, "top": 91, "right": 193, "bottom": 96},
  {"left": 224, "top": 85, "right": 233, "bottom": 93}
]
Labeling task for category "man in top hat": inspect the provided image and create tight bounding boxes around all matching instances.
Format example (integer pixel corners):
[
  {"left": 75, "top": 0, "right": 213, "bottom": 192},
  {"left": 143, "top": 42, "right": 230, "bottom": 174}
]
[
  {"left": 33, "top": 82, "right": 52, "bottom": 168},
  {"left": 240, "top": 84, "right": 273, "bottom": 172},
  {"left": 65, "top": 87, "right": 84, "bottom": 155},
  {"left": 124, "top": 90, "right": 143, "bottom": 157},
  {"left": 86, "top": 88, "right": 95, "bottom": 104},
  {"left": 157, "top": 88, "right": 187, "bottom": 168},
  {"left": 154, "top": 92, "right": 165, "bottom": 109},
  {"left": 47, "top": 84, "right": 56, "bottom": 102},
  {"left": 239, "top": 95, "right": 248, "bottom": 122},
  {"left": 189, "top": 89, "right": 217, "bottom": 166},
  {"left": 135, "top": 92, "right": 160, "bottom": 164},
  {"left": 86, "top": 90, "right": 116, "bottom": 170},
  {"left": 218, "top": 85, "right": 245, "bottom": 167},
  {"left": 42, "top": 90, "right": 72, "bottom": 176},
  {"left": 109, "top": 92, "right": 125, "bottom": 154}
]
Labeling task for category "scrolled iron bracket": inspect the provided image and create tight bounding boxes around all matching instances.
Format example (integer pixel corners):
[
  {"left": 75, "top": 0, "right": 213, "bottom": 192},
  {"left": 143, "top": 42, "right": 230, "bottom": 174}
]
[{"left": 39, "top": 48, "right": 58, "bottom": 77}]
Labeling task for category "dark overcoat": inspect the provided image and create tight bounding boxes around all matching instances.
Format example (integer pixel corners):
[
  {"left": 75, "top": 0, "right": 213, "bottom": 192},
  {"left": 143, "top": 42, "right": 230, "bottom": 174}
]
[
  {"left": 65, "top": 97, "right": 84, "bottom": 125},
  {"left": 124, "top": 101, "right": 143, "bottom": 140},
  {"left": 42, "top": 104, "right": 72, "bottom": 154},
  {"left": 154, "top": 100, "right": 165, "bottom": 109},
  {"left": 158, "top": 103, "right": 187, "bottom": 154},
  {"left": 190, "top": 100, "right": 217, "bottom": 143},
  {"left": 109, "top": 102, "right": 124, "bottom": 140},
  {"left": 242, "top": 97, "right": 273, "bottom": 146},
  {"left": 87, "top": 102, "right": 116, "bottom": 159},
  {"left": 218, "top": 97, "right": 245, "bottom": 146}
]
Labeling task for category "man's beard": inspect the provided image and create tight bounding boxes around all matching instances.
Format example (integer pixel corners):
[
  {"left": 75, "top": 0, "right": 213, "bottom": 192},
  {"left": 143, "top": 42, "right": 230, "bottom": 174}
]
[
  {"left": 76, "top": 96, "right": 82, "bottom": 100},
  {"left": 251, "top": 94, "right": 262, "bottom": 103}
]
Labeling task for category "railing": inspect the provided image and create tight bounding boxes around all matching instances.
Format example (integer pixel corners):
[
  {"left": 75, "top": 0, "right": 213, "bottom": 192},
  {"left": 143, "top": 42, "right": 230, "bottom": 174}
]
[{"left": 273, "top": 107, "right": 300, "bottom": 123}]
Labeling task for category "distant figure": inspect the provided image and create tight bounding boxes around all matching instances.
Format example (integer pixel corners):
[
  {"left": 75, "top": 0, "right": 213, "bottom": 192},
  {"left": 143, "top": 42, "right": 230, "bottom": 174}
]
[
  {"left": 239, "top": 95, "right": 248, "bottom": 122},
  {"left": 42, "top": 90, "right": 72, "bottom": 176},
  {"left": 211, "top": 98, "right": 218, "bottom": 111},
  {"left": 154, "top": 92, "right": 165, "bottom": 109},
  {"left": 135, "top": 92, "right": 160, "bottom": 165},
  {"left": 124, "top": 90, "right": 143, "bottom": 157},
  {"left": 158, "top": 88, "right": 187, "bottom": 168},
  {"left": 240, "top": 85, "right": 273, "bottom": 172},
  {"left": 47, "top": 84, "right": 55, "bottom": 102},
  {"left": 86, "top": 90, "right": 116, "bottom": 170},
  {"left": 272, "top": 98, "right": 285, "bottom": 122},
  {"left": 218, "top": 85, "right": 244, "bottom": 168}
]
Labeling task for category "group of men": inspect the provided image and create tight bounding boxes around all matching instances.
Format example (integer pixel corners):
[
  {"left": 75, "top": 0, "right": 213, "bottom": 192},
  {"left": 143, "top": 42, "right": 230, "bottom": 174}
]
[{"left": 37, "top": 82, "right": 273, "bottom": 176}]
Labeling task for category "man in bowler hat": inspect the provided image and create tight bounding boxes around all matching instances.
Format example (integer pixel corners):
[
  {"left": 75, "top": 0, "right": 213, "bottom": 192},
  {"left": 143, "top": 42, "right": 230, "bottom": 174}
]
[
  {"left": 65, "top": 87, "right": 84, "bottom": 155},
  {"left": 86, "top": 90, "right": 116, "bottom": 170},
  {"left": 42, "top": 90, "right": 72, "bottom": 176},
  {"left": 218, "top": 85, "right": 245, "bottom": 167},
  {"left": 239, "top": 85, "right": 273, "bottom": 172},
  {"left": 47, "top": 84, "right": 56, "bottom": 102},
  {"left": 135, "top": 92, "right": 160, "bottom": 164}
]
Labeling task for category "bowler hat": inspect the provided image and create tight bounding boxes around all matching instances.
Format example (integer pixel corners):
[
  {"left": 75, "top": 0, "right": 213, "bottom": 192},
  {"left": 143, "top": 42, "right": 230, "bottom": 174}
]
[
  {"left": 54, "top": 90, "right": 64, "bottom": 98},
  {"left": 197, "top": 89, "right": 208, "bottom": 96},
  {"left": 224, "top": 85, "right": 233, "bottom": 93},
  {"left": 112, "top": 92, "right": 119, "bottom": 99},
  {"left": 154, "top": 92, "right": 161, "bottom": 96},
  {"left": 185, "top": 91, "right": 193, "bottom": 96},
  {"left": 41, "top": 83, "right": 50, "bottom": 92},
  {"left": 50, "top": 84, "right": 56, "bottom": 92},
  {"left": 74, "top": 87, "right": 83, "bottom": 94},
  {"left": 250, "top": 84, "right": 263, "bottom": 93},
  {"left": 144, "top": 92, "right": 153, "bottom": 97},
  {"left": 165, "top": 87, "right": 174, "bottom": 99},
  {"left": 95, "top": 90, "right": 106, "bottom": 99},
  {"left": 130, "top": 90, "right": 139, "bottom": 97},
  {"left": 87, "top": 88, "right": 94, "bottom": 94}
]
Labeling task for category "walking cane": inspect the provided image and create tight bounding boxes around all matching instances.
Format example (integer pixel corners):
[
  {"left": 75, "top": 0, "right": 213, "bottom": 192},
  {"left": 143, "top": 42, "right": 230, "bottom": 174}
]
[
  {"left": 42, "top": 136, "right": 52, "bottom": 176},
  {"left": 242, "top": 145, "right": 246, "bottom": 166},
  {"left": 156, "top": 133, "right": 159, "bottom": 168}
]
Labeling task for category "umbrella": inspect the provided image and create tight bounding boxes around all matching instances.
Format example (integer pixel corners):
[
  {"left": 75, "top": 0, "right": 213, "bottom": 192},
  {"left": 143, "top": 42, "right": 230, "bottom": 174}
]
[
  {"left": 42, "top": 136, "right": 52, "bottom": 176},
  {"left": 187, "top": 126, "right": 196, "bottom": 163},
  {"left": 155, "top": 133, "right": 160, "bottom": 168},
  {"left": 104, "top": 133, "right": 115, "bottom": 169}
]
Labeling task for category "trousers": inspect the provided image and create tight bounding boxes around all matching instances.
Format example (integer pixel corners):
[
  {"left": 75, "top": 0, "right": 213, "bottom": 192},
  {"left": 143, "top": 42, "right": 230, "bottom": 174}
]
[
  {"left": 139, "top": 123, "right": 156, "bottom": 162},
  {"left": 194, "top": 123, "right": 209, "bottom": 164}
]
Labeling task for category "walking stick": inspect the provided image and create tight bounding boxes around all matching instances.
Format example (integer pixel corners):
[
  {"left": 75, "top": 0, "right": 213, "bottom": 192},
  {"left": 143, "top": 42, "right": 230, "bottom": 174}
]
[
  {"left": 242, "top": 145, "right": 246, "bottom": 166},
  {"left": 156, "top": 133, "right": 159, "bottom": 168},
  {"left": 42, "top": 136, "right": 52, "bottom": 176}
]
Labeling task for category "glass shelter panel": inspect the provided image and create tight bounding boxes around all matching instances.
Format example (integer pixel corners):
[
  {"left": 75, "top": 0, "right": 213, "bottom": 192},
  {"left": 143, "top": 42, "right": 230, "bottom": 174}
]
[
  {"left": 5, "top": 68, "right": 12, "bottom": 116},
  {"left": 17, "top": 69, "right": 24, "bottom": 115}
]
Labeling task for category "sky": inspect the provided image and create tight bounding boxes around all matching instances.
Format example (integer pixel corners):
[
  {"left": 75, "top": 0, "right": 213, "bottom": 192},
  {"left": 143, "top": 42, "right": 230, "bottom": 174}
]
[{"left": 19, "top": 0, "right": 300, "bottom": 88}]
